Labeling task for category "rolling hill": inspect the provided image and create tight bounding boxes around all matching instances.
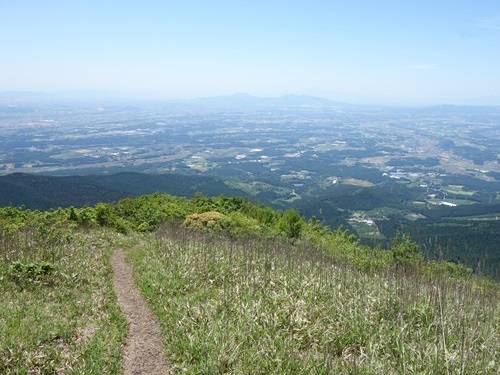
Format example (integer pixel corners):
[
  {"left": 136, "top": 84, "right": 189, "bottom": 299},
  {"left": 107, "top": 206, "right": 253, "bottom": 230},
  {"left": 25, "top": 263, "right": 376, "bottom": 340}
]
[{"left": 0, "top": 172, "right": 248, "bottom": 210}]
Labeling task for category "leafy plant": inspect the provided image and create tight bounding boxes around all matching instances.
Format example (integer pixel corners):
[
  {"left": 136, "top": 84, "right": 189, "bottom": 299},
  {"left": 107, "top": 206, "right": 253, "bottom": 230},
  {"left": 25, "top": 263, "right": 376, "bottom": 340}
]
[
  {"left": 277, "top": 208, "right": 304, "bottom": 240},
  {"left": 391, "top": 232, "right": 423, "bottom": 271},
  {"left": 10, "top": 260, "right": 55, "bottom": 281}
]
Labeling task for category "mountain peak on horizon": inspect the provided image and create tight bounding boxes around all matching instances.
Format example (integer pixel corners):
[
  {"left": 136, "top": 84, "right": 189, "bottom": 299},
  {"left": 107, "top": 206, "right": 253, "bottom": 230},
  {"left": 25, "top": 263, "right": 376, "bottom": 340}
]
[{"left": 190, "top": 92, "right": 343, "bottom": 108}]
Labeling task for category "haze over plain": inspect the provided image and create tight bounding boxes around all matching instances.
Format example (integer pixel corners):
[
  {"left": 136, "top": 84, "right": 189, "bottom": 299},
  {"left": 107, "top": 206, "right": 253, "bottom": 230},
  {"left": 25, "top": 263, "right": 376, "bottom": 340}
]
[{"left": 1, "top": 0, "right": 500, "bottom": 105}]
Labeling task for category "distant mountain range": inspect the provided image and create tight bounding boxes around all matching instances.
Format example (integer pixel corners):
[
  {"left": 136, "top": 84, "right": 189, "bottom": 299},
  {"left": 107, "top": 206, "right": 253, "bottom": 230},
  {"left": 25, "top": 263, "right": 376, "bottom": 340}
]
[
  {"left": 1, "top": 91, "right": 500, "bottom": 110},
  {"left": 0, "top": 172, "right": 247, "bottom": 210},
  {"left": 0, "top": 91, "right": 350, "bottom": 108},
  {"left": 189, "top": 92, "right": 346, "bottom": 108}
]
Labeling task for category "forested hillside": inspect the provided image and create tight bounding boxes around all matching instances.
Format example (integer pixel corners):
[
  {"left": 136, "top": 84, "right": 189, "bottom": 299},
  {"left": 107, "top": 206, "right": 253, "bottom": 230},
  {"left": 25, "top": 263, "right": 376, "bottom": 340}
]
[
  {"left": 297, "top": 184, "right": 500, "bottom": 279},
  {"left": 0, "top": 172, "right": 247, "bottom": 209}
]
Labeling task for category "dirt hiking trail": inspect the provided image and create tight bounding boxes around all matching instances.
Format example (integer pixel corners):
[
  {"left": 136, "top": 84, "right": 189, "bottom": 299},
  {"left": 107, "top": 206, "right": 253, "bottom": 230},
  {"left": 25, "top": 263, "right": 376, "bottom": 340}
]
[{"left": 112, "top": 249, "right": 170, "bottom": 375}]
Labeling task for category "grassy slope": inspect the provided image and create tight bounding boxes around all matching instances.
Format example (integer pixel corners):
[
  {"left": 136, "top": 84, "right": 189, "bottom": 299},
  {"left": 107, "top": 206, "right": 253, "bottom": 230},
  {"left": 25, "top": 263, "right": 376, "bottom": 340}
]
[
  {"left": 0, "top": 219, "right": 127, "bottom": 374},
  {"left": 130, "top": 224, "right": 499, "bottom": 374},
  {"left": 1, "top": 195, "right": 498, "bottom": 373}
]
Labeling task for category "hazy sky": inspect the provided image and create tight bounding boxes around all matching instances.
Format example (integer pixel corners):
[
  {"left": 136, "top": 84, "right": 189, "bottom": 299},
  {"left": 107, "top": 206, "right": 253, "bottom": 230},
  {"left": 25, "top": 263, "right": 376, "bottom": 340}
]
[{"left": 2, "top": 0, "right": 500, "bottom": 105}]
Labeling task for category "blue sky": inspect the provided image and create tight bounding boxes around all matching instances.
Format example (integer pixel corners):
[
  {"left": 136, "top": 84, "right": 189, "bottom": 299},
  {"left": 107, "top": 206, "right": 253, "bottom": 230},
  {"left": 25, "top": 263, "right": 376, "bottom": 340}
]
[{"left": 1, "top": 0, "right": 500, "bottom": 105}]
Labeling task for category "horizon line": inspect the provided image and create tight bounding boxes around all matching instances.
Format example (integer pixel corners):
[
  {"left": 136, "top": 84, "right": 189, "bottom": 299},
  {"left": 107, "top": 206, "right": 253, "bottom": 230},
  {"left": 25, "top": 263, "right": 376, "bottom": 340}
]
[{"left": 1, "top": 90, "right": 499, "bottom": 108}]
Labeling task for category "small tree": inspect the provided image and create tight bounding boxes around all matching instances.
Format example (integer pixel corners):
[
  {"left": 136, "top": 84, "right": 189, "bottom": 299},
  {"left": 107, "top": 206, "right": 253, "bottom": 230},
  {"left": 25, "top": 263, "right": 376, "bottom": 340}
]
[
  {"left": 278, "top": 209, "right": 304, "bottom": 240},
  {"left": 391, "top": 232, "right": 422, "bottom": 271}
]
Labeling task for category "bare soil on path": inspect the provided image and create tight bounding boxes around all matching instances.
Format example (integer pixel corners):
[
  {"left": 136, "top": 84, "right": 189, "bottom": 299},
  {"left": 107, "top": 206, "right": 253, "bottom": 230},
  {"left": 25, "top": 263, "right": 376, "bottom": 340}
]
[{"left": 112, "top": 249, "right": 170, "bottom": 375}]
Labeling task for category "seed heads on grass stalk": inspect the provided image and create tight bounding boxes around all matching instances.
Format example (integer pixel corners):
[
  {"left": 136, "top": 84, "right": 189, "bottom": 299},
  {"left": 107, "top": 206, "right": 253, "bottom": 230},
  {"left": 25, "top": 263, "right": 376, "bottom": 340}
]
[{"left": 125, "top": 220, "right": 500, "bottom": 373}]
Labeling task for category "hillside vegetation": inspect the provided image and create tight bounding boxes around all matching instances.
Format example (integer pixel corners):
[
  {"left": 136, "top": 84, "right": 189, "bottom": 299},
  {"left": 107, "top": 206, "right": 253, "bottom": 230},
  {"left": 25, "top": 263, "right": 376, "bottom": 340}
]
[
  {"left": 0, "top": 172, "right": 247, "bottom": 210},
  {"left": 0, "top": 193, "right": 498, "bottom": 373}
]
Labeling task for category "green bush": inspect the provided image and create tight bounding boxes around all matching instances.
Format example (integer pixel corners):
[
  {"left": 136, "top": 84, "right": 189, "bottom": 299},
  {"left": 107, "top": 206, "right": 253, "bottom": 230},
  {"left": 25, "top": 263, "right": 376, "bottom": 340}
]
[
  {"left": 277, "top": 209, "right": 304, "bottom": 240},
  {"left": 183, "top": 211, "right": 231, "bottom": 232},
  {"left": 424, "top": 260, "right": 473, "bottom": 278},
  {"left": 391, "top": 232, "right": 423, "bottom": 271}
]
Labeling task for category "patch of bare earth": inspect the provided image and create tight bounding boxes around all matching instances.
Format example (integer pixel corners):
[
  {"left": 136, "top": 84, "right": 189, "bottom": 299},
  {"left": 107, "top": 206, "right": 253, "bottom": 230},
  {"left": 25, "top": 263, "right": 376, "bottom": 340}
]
[{"left": 112, "top": 250, "right": 170, "bottom": 375}]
